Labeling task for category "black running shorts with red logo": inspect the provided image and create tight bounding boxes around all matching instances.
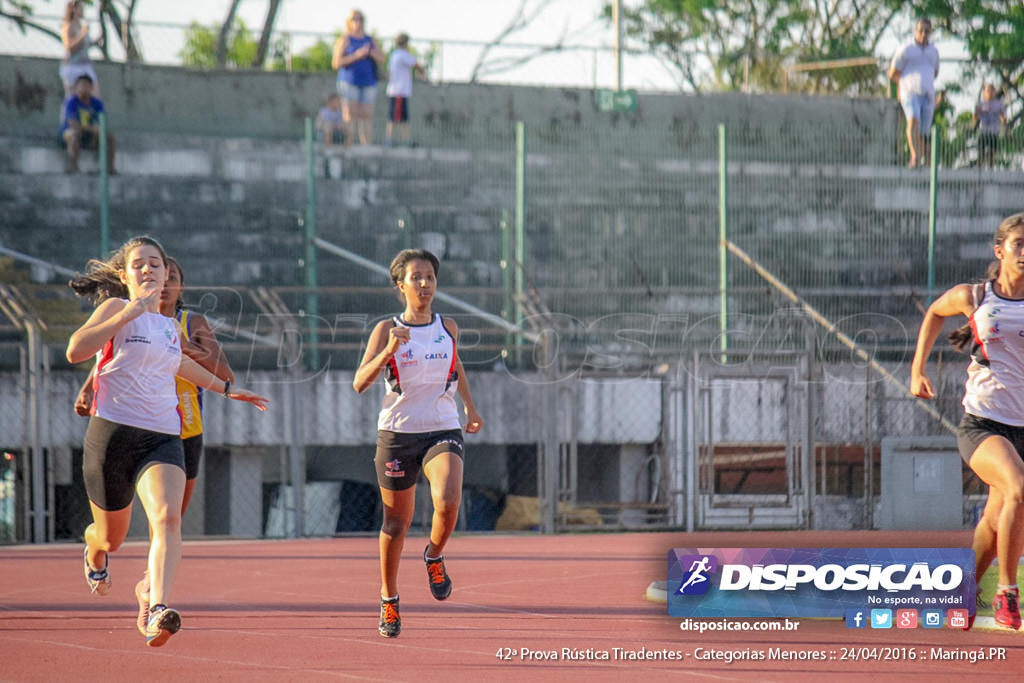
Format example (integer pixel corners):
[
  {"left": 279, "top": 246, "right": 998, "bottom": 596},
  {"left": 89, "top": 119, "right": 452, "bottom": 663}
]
[
  {"left": 83, "top": 416, "right": 185, "bottom": 510},
  {"left": 374, "top": 429, "right": 464, "bottom": 490}
]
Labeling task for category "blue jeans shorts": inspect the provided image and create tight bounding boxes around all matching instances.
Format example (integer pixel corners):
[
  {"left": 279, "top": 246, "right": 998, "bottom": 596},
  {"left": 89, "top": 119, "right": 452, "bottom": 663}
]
[
  {"left": 338, "top": 82, "right": 377, "bottom": 105},
  {"left": 900, "top": 93, "right": 935, "bottom": 130}
]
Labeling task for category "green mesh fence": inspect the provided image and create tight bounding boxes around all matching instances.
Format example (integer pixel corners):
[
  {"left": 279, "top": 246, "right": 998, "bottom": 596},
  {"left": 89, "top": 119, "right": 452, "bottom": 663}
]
[{"left": 3, "top": 80, "right": 1023, "bottom": 540}]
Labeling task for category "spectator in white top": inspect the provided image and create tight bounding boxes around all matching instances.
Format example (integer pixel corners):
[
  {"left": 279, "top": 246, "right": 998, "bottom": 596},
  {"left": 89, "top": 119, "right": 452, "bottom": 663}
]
[
  {"left": 60, "top": 0, "right": 103, "bottom": 98},
  {"left": 385, "top": 33, "right": 425, "bottom": 147},
  {"left": 888, "top": 18, "right": 940, "bottom": 168},
  {"left": 974, "top": 83, "right": 1007, "bottom": 168}
]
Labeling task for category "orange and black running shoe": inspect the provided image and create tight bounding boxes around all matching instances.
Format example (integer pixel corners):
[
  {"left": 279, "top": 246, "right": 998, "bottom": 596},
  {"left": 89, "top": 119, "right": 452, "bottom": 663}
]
[
  {"left": 424, "top": 546, "right": 452, "bottom": 600},
  {"left": 379, "top": 596, "right": 401, "bottom": 638}
]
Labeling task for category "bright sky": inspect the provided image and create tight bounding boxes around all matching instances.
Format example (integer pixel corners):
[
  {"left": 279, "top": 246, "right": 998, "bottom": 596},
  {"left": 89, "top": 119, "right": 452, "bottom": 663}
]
[{"left": 3, "top": 0, "right": 974, "bottom": 101}]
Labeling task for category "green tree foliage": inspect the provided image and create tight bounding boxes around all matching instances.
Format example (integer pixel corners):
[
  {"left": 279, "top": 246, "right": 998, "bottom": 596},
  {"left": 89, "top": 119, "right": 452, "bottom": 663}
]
[
  {"left": 606, "top": 0, "right": 904, "bottom": 93},
  {"left": 268, "top": 36, "right": 336, "bottom": 72},
  {"left": 899, "top": 1, "right": 1023, "bottom": 167},
  {"left": 916, "top": 1, "right": 1023, "bottom": 126},
  {"left": 179, "top": 18, "right": 258, "bottom": 69}
]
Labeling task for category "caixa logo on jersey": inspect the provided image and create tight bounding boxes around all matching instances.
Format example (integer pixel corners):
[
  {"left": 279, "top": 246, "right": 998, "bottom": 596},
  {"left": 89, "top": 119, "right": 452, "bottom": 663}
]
[{"left": 667, "top": 548, "right": 976, "bottom": 619}]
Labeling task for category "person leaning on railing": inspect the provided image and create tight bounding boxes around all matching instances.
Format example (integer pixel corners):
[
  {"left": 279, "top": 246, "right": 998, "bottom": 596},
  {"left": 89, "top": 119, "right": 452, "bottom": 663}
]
[{"left": 974, "top": 83, "right": 1007, "bottom": 169}]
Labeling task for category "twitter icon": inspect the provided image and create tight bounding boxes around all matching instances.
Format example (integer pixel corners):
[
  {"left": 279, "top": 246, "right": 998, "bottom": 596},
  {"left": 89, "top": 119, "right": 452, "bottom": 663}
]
[{"left": 870, "top": 609, "right": 892, "bottom": 629}]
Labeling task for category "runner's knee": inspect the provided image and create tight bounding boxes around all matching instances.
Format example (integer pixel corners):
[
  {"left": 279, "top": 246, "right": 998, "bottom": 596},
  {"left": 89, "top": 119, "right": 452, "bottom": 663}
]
[
  {"left": 148, "top": 507, "right": 182, "bottom": 534},
  {"left": 381, "top": 513, "right": 412, "bottom": 538},
  {"left": 431, "top": 490, "right": 461, "bottom": 516}
]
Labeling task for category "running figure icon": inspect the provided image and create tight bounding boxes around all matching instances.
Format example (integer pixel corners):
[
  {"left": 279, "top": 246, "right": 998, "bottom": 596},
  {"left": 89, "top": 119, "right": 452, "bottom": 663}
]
[{"left": 678, "top": 556, "right": 713, "bottom": 594}]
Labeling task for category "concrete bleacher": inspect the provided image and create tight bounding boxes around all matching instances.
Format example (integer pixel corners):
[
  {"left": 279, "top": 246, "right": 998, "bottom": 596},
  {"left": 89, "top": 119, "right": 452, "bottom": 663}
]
[
  {"left": 2, "top": 55, "right": 1023, "bottom": 349},
  {"left": 2, "top": 130, "right": 1020, "bottom": 323}
]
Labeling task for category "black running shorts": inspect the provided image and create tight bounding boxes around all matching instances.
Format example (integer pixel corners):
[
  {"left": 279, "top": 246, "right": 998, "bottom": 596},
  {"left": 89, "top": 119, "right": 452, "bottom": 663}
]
[
  {"left": 183, "top": 433, "right": 203, "bottom": 480},
  {"left": 83, "top": 416, "right": 185, "bottom": 511},
  {"left": 374, "top": 429, "right": 464, "bottom": 491},
  {"left": 956, "top": 413, "right": 1024, "bottom": 465}
]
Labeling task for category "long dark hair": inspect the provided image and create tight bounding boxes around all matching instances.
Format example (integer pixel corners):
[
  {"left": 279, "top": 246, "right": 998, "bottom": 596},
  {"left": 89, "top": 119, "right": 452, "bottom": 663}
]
[
  {"left": 69, "top": 235, "right": 168, "bottom": 305},
  {"left": 948, "top": 213, "right": 1024, "bottom": 352},
  {"left": 165, "top": 256, "right": 185, "bottom": 313}
]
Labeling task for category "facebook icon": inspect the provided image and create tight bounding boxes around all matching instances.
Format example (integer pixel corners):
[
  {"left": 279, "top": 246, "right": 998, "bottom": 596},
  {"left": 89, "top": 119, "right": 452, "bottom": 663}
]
[{"left": 845, "top": 610, "right": 866, "bottom": 628}]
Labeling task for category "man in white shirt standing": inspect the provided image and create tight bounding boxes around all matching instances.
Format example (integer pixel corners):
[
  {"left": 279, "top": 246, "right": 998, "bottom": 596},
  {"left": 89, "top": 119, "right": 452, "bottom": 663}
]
[
  {"left": 888, "top": 18, "right": 940, "bottom": 168},
  {"left": 385, "top": 33, "right": 426, "bottom": 147}
]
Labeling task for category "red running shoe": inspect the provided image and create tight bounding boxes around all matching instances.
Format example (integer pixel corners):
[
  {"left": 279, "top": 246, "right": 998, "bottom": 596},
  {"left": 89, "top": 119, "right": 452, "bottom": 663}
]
[{"left": 993, "top": 588, "right": 1021, "bottom": 630}]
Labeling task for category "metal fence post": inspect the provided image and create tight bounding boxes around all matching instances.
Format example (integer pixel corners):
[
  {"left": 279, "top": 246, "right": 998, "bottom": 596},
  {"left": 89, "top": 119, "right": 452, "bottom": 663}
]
[
  {"left": 284, "top": 334, "right": 305, "bottom": 538},
  {"left": 538, "top": 332, "right": 558, "bottom": 534},
  {"left": 26, "top": 323, "right": 45, "bottom": 542},
  {"left": 500, "top": 210, "right": 513, "bottom": 355},
  {"left": 803, "top": 324, "right": 816, "bottom": 528},
  {"left": 927, "top": 124, "right": 938, "bottom": 305},
  {"left": 514, "top": 122, "right": 526, "bottom": 367},
  {"left": 718, "top": 123, "right": 728, "bottom": 362},
  {"left": 304, "top": 117, "right": 320, "bottom": 371},
  {"left": 98, "top": 112, "right": 109, "bottom": 258}
]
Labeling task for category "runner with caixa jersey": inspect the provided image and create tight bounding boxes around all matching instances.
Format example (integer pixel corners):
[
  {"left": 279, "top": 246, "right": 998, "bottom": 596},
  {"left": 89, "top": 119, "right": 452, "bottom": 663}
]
[
  {"left": 353, "top": 249, "right": 483, "bottom": 638},
  {"left": 912, "top": 213, "right": 1024, "bottom": 631}
]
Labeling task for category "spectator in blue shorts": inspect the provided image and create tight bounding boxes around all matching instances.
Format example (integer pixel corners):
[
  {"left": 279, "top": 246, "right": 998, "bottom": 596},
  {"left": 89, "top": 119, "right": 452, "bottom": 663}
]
[
  {"left": 888, "top": 18, "right": 940, "bottom": 168},
  {"left": 60, "top": 74, "right": 115, "bottom": 174},
  {"left": 332, "top": 9, "right": 384, "bottom": 147},
  {"left": 385, "top": 33, "right": 425, "bottom": 147}
]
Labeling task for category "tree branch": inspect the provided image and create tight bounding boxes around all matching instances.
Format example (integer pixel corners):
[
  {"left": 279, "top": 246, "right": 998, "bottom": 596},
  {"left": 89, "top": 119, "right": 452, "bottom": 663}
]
[
  {"left": 470, "top": 0, "right": 555, "bottom": 82},
  {"left": 0, "top": 9, "right": 61, "bottom": 42},
  {"left": 216, "top": 0, "right": 241, "bottom": 67},
  {"left": 253, "top": 0, "right": 282, "bottom": 68},
  {"left": 99, "top": 1, "right": 142, "bottom": 61}
]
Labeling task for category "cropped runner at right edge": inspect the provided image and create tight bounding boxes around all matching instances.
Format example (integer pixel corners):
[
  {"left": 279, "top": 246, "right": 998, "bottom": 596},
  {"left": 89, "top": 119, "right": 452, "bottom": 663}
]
[{"left": 911, "top": 213, "right": 1024, "bottom": 631}]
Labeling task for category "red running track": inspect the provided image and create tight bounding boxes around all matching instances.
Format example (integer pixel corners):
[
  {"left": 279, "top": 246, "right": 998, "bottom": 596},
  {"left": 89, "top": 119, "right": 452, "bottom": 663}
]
[{"left": 0, "top": 530, "right": 1020, "bottom": 682}]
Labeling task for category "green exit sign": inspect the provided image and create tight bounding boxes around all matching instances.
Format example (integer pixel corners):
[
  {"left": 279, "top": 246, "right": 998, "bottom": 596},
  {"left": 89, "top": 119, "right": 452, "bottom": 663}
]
[{"left": 595, "top": 88, "right": 637, "bottom": 112}]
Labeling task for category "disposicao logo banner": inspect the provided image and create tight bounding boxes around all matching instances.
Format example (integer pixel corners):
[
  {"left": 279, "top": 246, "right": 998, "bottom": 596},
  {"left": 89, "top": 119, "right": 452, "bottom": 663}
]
[{"left": 667, "top": 548, "right": 975, "bottom": 618}]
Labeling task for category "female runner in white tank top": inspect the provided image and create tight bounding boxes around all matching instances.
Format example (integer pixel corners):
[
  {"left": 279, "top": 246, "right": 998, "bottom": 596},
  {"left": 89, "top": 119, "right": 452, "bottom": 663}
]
[
  {"left": 912, "top": 213, "right": 1024, "bottom": 630},
  {"left": 72, "top": 255, "right": 236, "bottom": 634},
  {"left": 67, "top": 236, "right": 268, "bottom": 646},
  {"left": 353, "top": 249, "right": 483, "bottom": 638}
]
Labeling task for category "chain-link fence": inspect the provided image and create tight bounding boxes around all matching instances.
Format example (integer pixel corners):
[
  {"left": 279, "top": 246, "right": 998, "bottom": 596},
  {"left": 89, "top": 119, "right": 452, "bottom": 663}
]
[{"left": 2, "top": 76, "right": 1023, "bottom": 542}]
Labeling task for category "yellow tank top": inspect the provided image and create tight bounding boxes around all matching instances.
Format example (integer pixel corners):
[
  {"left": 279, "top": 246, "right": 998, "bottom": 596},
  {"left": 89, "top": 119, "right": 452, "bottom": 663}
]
[{"left": 175, "top": 310, "right": 204, "bottom": 439}]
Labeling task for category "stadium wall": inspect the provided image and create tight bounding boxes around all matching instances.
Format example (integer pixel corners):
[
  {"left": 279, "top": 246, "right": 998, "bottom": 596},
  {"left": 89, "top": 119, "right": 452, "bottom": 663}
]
[{"left": 1, "top": 55, "right": 896, "bottom": 155}]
